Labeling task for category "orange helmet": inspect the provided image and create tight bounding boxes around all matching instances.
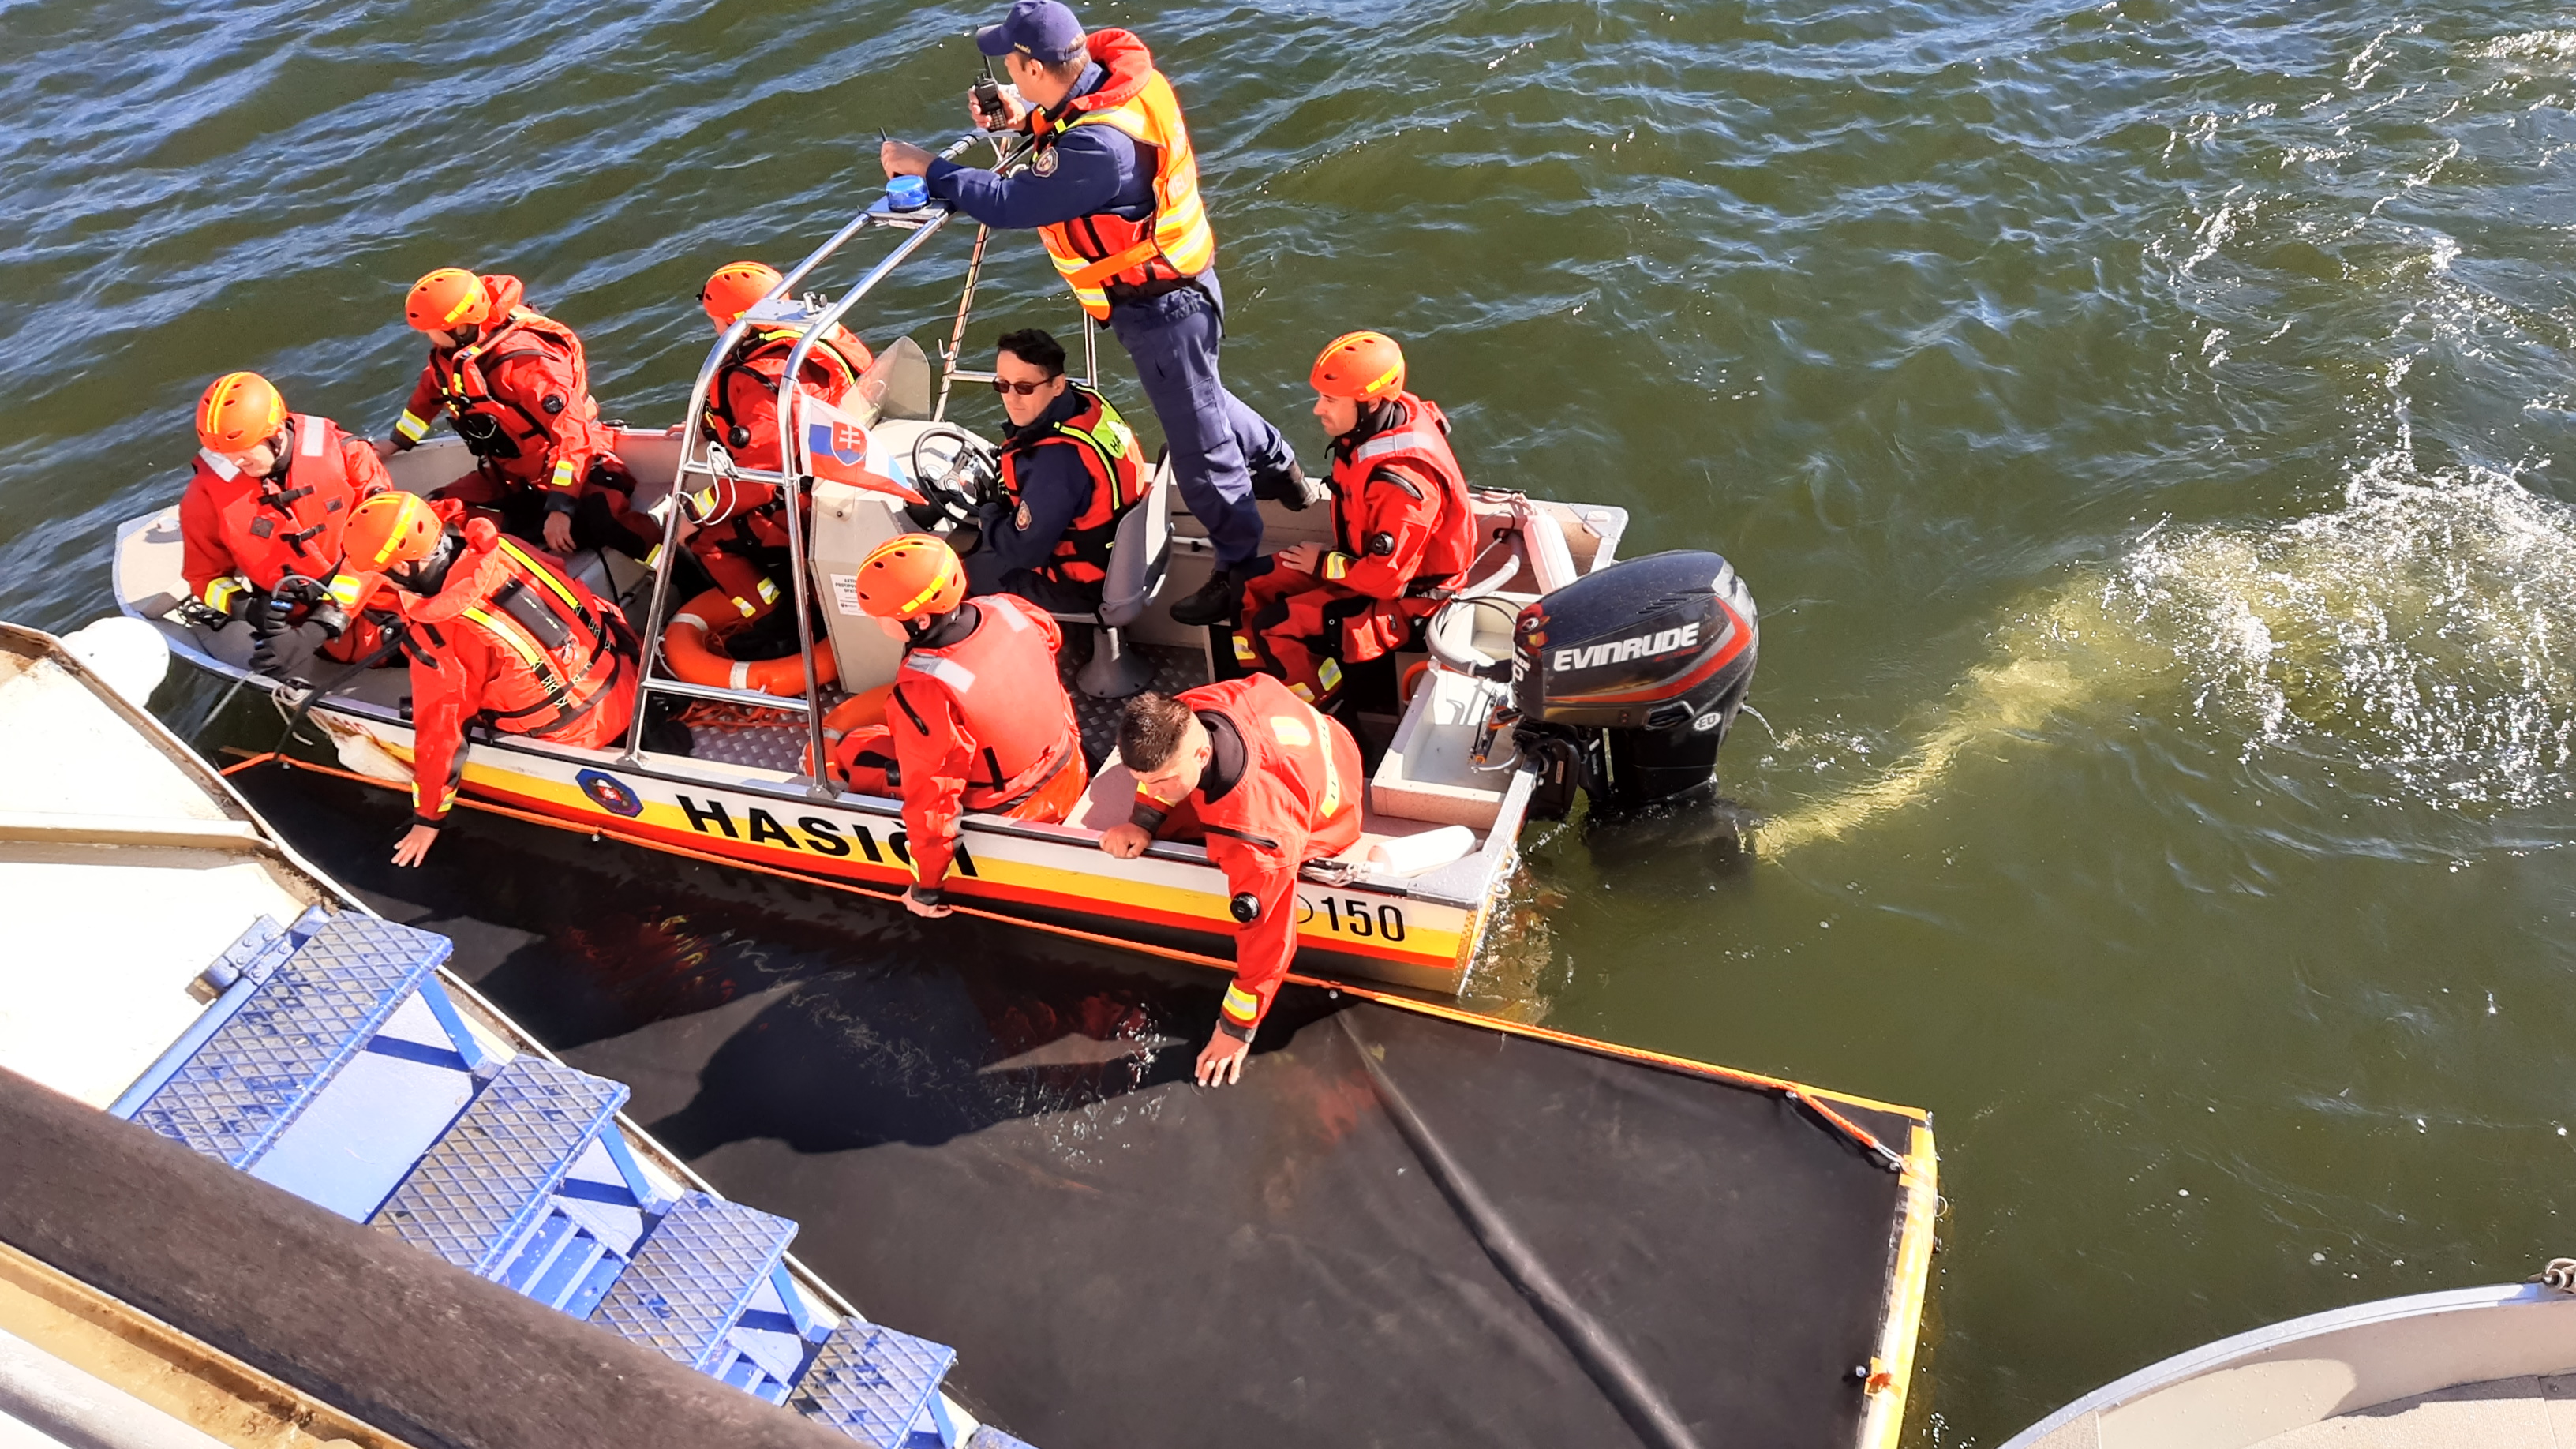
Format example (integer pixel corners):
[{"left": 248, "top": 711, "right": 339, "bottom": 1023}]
[
  {"left": 1310, "top": 331, "right": 1406, "bottom": 402},
  {"left": 195, "top": 372, "right": 287, "bottom": 454},
  {"left": 343, "top": 492, "right": 444, "bottom": 575},
  {"left": 406, "top": 268, "right": 492, "bottom": 331},
  {"left": 854, "top": 534, "right": 964, "bottom": 622},
  {"left": 701, "top": 260, "right": 782, "bottom": 325}
]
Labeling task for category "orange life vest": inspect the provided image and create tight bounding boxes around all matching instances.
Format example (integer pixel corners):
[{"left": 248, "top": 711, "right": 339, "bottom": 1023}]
[
  {"left": 184, "top": 414, "right": 373, "bottom": 612},
  {"left": 889, "top": 594, "right": 1080, "bottom": 808},
  {"left": 1031, "top": 30, "right": 1217, "bottom": 320},
  {"left": 429, "top": 302, "right": 597, "bottom": 473},
  {"left": 1327, "top": 393, "right": 1476, "bottom": 605},
  {"left": 996, "top": 384, "right": 1146, "bottom": 585},
  {"left": 416, "top": 536, "right": 628, "bottom": 736},
  {"left": 699, "top": 324, "right": 874, "bottom": 467}
]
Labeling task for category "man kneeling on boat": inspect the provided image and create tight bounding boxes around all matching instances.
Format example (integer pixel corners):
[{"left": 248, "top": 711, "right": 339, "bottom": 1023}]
[
  {"left": 962, "top": 327, "right": 1145, "bottom": 614},
  {"left": 1102, "top": 683, "right": 1361, "bottom": 1085},
  {"left": 836, "top": 534, "right": 1088, "bottom": 918},
  {"left": 178, "top": 371, "right": 397, "bottom": 682},
  {"left": 339, "top": 492, "right": 640, "bottom": 867},
  {"left": 681, "top": 261, "right": 877, "bottom": 624},
  {"left": 379, "top": 268, "right": 657, "bottom": 560},
  {"left": 1233, "top": 331, "right": 1474, "bottom": 712}
]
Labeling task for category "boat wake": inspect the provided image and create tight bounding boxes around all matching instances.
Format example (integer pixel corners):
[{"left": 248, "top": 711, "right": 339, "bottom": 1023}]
[{"left": 1756, "top": 457, "right": 2576, "bottom": 854}]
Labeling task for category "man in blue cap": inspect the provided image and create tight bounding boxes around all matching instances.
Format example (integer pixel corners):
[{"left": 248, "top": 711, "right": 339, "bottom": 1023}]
[{"left": 881, "top": 0, "right": 1309, "bottom": 627}]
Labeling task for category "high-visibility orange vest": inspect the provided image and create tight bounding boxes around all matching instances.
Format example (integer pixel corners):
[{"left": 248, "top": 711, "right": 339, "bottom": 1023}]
[
  {"left": 1030, "top": 29, "right": 1217, "bottom": 320},
  {"left": 891, "top": 594, "right": 1081, "bottom": 808}
]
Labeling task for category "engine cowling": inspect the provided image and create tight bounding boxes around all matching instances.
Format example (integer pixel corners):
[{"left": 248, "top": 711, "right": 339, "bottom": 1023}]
[{"left": 1511, "top": 549, "right": 1758, "bottom": 817}]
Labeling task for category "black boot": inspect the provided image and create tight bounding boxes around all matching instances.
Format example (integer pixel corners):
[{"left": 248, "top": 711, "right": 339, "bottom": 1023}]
[{"left": 1168, "top": 566, "right": 1244, "bottom": 627}]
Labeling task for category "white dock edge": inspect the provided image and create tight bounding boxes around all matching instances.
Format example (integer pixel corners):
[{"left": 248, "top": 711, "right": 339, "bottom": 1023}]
[
  {"left": 0, "top": 1324, "right": 230, "bottom": 1449},
  {"left": 2002, "top": 1282, "right": 2576, "bottom": 1449}
]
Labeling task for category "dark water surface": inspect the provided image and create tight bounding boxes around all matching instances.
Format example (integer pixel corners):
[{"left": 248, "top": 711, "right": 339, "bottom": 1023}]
[{"left": 9, "top": 0, "right": 2576, "bottom": 1442}]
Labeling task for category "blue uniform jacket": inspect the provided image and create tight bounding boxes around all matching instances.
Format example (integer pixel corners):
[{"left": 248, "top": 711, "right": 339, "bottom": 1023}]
[
  {"left": 980, "top": 387, "right": 1099, "bottom": 575},
  {"left": 926, "top": 64, "right": 1153, "bottom": 230}
]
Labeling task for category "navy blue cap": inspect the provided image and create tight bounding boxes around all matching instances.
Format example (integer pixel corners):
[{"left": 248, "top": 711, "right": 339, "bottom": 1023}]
[{"left": 975, "top": 0, "right": 1085, "bottom": 62}]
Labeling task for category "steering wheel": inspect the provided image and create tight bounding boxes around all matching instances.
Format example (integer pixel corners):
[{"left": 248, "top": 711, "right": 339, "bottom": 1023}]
[{"left": 907, "top": 425, "right": 998, "bottom": 532}]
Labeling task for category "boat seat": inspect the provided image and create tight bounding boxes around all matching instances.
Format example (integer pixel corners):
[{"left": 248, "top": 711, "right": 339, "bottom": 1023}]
[
  {"left": 115, "top": 912, "right": 459, "bottom": 1170},
  {"left": 793, "top": 1321, "right": 959, "bottom": 1447},
  {"left": 1046, "top": 451, "right": 1174, "bottom": 700},
  {"left": 590, "top": 1191, "right": 799, "bottom": 1373},
  {"left": 370, "top": 1054, "right": 631, "bottom": 1278}
]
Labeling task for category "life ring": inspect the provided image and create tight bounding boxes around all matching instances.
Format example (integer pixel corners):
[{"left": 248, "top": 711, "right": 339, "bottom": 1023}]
[{"left": 661, "top": 587, "right": 839, "bottom": 696}]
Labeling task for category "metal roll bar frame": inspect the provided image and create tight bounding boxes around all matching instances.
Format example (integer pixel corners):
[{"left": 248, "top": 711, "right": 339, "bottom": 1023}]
[{"left": 619, "top": 126, "right": 1102, "bottom": 798}]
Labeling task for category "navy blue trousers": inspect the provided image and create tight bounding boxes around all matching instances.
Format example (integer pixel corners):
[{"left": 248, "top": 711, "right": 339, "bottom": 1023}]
[{"left": 1108, "top": 283, "right": 1291, "bottom": 571}]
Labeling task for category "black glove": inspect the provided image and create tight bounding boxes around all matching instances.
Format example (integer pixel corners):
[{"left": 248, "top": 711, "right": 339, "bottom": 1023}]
[
  {"left": 244, "top": 590, "right": 300, "bottom": 638},
  {"left": 249, "top": 620, "right": 333, "bottom": 683},
  {"left": 305, "top": 601, "right": 350, "bottom": 641}
]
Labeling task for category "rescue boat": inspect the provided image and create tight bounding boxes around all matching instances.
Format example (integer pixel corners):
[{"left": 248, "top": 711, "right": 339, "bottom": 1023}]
[{"left": 109, "top": 133, "right": 1758, "bottom": 998}]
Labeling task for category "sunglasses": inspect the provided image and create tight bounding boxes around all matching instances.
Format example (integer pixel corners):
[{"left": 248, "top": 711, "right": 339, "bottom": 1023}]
[{"left": 991, "top": 376, "right": 1059, "bottom": 396}]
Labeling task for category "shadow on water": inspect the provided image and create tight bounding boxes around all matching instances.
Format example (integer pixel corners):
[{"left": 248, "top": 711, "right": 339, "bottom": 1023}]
[{"left": 228, "top": 764, "right": 1298, "bottom": 1150}]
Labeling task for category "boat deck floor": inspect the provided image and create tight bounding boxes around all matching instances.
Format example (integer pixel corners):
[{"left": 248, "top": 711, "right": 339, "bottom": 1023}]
[{"left": 233, "top": 766, "right": 1918, "bottom": 1449}]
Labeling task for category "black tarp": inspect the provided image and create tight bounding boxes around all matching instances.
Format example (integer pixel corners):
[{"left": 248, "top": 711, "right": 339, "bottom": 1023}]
[{"left": 235, "top": 764, "right": 1919, "bottom": 1449}]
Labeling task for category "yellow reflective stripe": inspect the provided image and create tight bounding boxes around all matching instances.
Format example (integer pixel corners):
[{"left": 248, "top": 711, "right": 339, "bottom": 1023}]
[
  {"left": 1322, "top": 551, "right": 1352, "bottom": 582},
  {"left": 549, "top": 457, "right": 579, "bottom": 491},
  {"left": 756, "top": 577, "right": 780, "bottom": 604},
  {"left": 644, "top": 543, "right": 665, "bottom": 568},
  {"left": 1311, "top": 704, "right": 1342, "bottom": 818},
  {"left": 201, "top": 576, "right": 247, "bottom": 612},
  {"left": 1289, "top": 682, "right": 1314, "bottom": 702},
  {"left": 898, "top": 549, "right": 958, "bottom": 616},
  {"left": 461, "top": 606, "right": 547, "bottom": 669},
  {"left": 731, "top": 593, "right": 760, "bottom": 618},
  {"left": 1232, "top": 633, "right": 1258, "bottom": 664},
  {"left": 1222, "top": 985, "right": 1262, "bottom": 1023},
  {"left": 395, "top": 410, "right": 430, "bottom": 442},
  {"left": 1317, "top": 657, "right": 1342, "bottom": 692},
  {"left": 496, "top": 540, "right": 582, "bottom": 613},
  {"left": 324, "top": 573, "right": 365, "bottom": 608},
  {"left": 688, "top": 486, "right": 718, "bottom": 517}
]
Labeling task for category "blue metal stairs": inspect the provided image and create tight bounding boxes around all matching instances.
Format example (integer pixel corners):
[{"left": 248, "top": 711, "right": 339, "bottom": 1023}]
[{"left": 109, "top": 910, "right": 995, "bottom": 1447}]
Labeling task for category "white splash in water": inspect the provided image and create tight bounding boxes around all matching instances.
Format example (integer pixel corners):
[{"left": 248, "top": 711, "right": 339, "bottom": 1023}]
[{"left": 1757, "top": 459, "right": 2576, "bottom": 852}]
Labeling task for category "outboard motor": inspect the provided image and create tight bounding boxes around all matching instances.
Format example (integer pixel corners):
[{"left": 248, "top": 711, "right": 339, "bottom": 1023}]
[{"left": 1511, "top": 549, "right": 1757, "bottom": 818}]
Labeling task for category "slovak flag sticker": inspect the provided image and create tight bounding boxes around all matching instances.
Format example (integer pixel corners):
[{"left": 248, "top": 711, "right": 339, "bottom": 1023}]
[{"left": 796, "top": 392, "right": 927, "bottom": 504}]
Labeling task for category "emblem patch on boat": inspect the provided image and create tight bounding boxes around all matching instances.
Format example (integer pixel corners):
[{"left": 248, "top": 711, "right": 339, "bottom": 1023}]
[{"left": 576, "top": 769, "right": 645, "bottom": 818}]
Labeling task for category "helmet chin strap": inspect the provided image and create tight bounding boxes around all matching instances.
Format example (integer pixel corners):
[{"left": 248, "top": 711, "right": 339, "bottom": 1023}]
[{"left": 398, "top": 530, "right": 464, "bottom": 597}]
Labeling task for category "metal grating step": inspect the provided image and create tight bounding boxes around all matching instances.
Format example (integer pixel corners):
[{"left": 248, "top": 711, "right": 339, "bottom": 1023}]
[
  {"left": 126, "top": 915, "right": 452, "bottom": 1166},
  {"left": 589, "top": 1193, "right": 797, "bottom": 1372},
  {"left": 370, "top": 1054, "right": 628, "bottom": 1275},
  {"left": 792, "top": 1322, "right": 957, "bottom": 1448}
]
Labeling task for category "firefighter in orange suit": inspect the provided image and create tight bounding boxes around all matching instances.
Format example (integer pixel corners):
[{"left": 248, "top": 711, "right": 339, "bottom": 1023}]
[
  {"left": 381, "top": 268, "right": 653, "bottom": 559},
  {"left": 1101, "top": 680, "right": 1362, "bottom": 1085},
  {"left": 839, "top": 534, "right": 1088, "bottom": 918},
  {"left": 1234, "top": 331, "right": 1476, "bottom": 710},
  {"left": 177, "top": 371, "right": 394, "bottom": 679},
  {"left": 339, "top": 492, "right": 639, "bottom": 867},
  {"left": 678, "top": 260, "right": 878, "bottom": 624}
]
